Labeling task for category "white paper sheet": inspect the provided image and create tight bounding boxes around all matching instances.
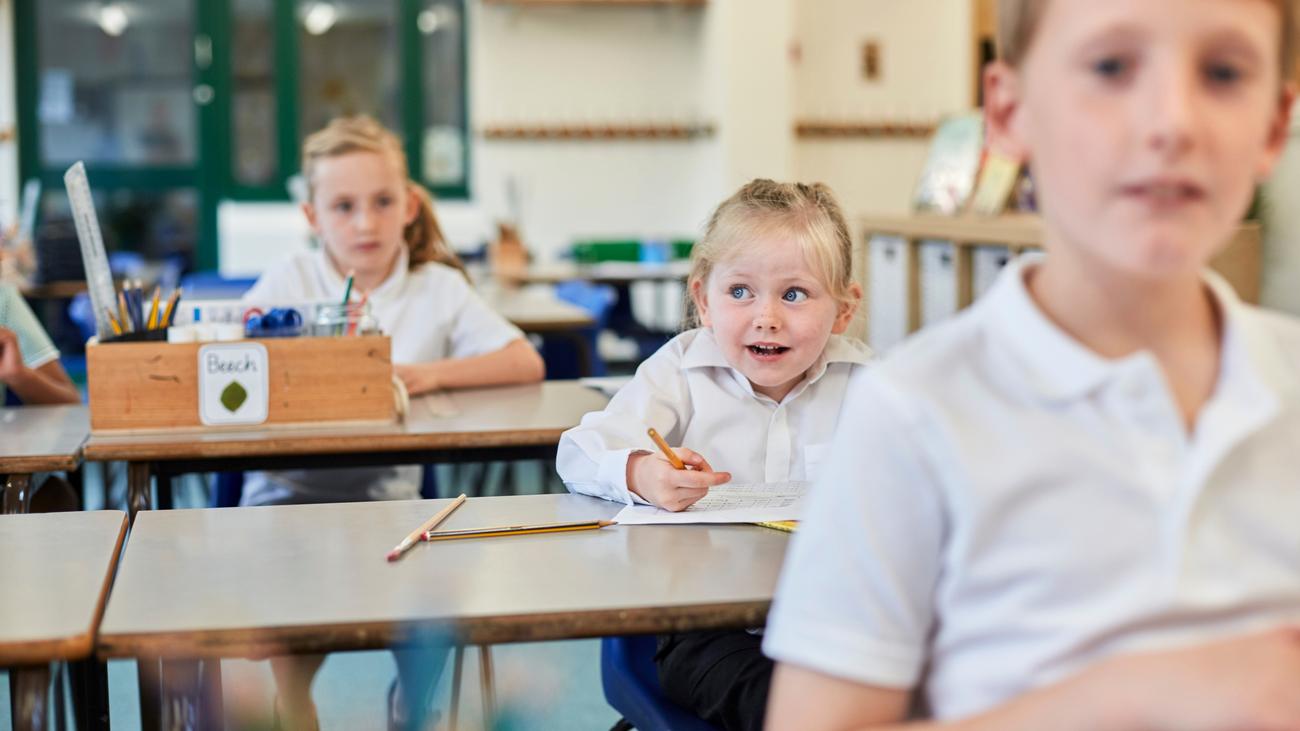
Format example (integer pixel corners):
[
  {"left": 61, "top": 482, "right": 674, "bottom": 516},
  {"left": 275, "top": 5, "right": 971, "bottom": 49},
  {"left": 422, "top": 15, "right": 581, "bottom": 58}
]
[
  {"left": 580, "top": 376, "right": 634, "bottom": 398},
  {"left": 613, "top": 481, "right": 809, "bottom": 525}
]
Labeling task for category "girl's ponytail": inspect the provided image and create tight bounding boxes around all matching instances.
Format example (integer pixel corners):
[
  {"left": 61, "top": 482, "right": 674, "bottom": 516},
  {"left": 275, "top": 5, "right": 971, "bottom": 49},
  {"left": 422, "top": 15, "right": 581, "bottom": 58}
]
[{"left": 406, "top": 182, "right": 468, "bottom": 280}]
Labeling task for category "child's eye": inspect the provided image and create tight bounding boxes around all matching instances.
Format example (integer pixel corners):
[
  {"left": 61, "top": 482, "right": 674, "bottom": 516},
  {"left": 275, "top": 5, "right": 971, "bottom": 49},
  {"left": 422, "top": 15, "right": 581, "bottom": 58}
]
[
  {"left": 783, "top": 288, "right": 808, "bottom": 303},
  {"left": 376, "top": 195, "right": 394, "bottom": 208},
  {"left": 333, "top": 201, "right": 353, "bottom": 213},
  {"left": 1091, "top": 56, "right": 1132, "bottom": 81},
  {"left": 729, "top": 285, "right": 752, "bottom": 300},
  {"left": 1204, "top": 62, "right": 1243, "bottom": 86}
]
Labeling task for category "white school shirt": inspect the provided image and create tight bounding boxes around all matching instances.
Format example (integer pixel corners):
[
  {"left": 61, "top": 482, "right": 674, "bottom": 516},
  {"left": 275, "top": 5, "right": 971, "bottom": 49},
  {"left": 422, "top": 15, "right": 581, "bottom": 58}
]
[
  {"left": 240, "top": 248, "right": 525, "bottom": 506},
  {"left": 556, "top": 327, "right": 872, "bottom": 505},
  {"left": 763, "top": 255, "right": 1300, "bottom": 720}
]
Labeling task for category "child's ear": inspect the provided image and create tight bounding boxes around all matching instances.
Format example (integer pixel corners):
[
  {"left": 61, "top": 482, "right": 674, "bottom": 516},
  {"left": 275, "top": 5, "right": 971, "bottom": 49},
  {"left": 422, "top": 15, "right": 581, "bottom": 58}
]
[
  {"left": 983, "top": 60, "right": 1030, "bottom": 162},
  {"left": 404, "top": 184, "right": 421, "bottom": 226},
  {"left": 301, "top": 202, "right": 321, "bottom": 235},
  {"left": 690, "top": 278, "right": 712, "bottom": 328},
  {"left": 831, "top": 282, "right": 862, "bottom": 335},
  {"left": 1257, "top": 84, "right": 1296, "bottom": 181}
]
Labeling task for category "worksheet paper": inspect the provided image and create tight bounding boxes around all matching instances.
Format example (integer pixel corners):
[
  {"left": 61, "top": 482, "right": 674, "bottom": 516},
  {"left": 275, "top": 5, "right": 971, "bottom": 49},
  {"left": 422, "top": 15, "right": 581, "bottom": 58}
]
[{"left": 613, "top": 481, "right": 810, "bottom": 525}]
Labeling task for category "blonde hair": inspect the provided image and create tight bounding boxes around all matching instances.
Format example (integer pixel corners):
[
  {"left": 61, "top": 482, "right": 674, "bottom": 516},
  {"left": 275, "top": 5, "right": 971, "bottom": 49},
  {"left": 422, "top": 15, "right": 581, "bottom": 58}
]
[
  {"left": 686, "top": 179, "right": 856, "bottom": 328},
  {"left": 301, "top": 115, "right": 467, "bottom": 278},
  {"left": 998, "top": 0, "right": 1297, "bottom": 79}
]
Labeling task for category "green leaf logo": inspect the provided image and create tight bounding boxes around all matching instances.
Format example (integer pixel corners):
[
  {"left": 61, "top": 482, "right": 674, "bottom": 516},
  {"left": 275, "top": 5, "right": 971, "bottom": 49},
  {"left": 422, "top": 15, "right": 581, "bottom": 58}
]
[{"left": 220, "top": 381, "right": 248, "bottom": 413}]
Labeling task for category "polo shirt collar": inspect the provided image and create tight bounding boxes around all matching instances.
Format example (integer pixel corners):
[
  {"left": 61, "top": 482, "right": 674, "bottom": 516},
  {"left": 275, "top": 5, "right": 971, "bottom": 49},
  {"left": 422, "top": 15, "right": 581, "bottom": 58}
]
[{"left": 984, "top": 254, "right": 1298, "bottom": 406}]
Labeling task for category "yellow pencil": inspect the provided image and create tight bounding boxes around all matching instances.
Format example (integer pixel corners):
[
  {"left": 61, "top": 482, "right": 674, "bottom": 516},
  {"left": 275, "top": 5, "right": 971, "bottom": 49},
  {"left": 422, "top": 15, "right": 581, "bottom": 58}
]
[
  {"left": 146, "top": 286, "right": 161, "bottom": 330},
  {"left": 423, "top": 519, "right": 616, "bottom": 542},
  {"left": 160, "top": 288, "right": 182, "bottom": 328},
  {"left": 647, "top": 427, "right": 686, "bottom": 470},
  {"left": 103, "top": 308, "right": 122, "bottom": 336},
  {"left": 386, "top": 493, "right": 467, "bottom": 562}
]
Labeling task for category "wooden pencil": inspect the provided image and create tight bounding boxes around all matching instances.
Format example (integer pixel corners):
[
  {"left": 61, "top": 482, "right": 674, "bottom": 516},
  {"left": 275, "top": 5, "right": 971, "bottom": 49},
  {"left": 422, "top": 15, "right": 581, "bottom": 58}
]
[
  {"left": 386, "top": 493, "right": 467, "bottom": 562},
  {"left": 647, "top": 427, "right": 686, "bottom": 470},
  {"left": 423, "top": 519, "right": 616, "bottom": 542}
]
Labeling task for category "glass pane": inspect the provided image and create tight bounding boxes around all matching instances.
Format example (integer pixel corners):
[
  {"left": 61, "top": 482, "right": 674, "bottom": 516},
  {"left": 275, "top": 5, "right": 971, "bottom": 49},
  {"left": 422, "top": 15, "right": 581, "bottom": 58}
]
[
  {"left": 35, "top": 0, "right": 196, "bottom": 166},
  {"left": 297, "top": 1, "right": 400, "bottom": 141},
  {"left": 37, "top": 188, "right": 198, "bottom": 272},
  {"left": 419, "top": 0, "right": 465, "bottom": 187},
  {"left": 232, "top": 0, "right": 278, "bottom": 187}
]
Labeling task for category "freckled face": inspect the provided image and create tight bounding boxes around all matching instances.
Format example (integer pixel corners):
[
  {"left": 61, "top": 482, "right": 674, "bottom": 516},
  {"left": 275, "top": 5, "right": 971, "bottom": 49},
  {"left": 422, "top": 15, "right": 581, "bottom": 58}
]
[{"left": 693, "top": 234, "right": 855, "bottom": 403}]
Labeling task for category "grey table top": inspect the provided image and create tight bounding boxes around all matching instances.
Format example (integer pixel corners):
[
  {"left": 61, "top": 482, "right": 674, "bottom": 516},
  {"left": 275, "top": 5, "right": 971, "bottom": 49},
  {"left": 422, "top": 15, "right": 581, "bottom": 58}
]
[
  {"left": 98, "top": 494, "right": 789, "bottom": 659},
  {"left": 0, "top": 405, "right": 89, "bottom": 473},
  {"left": 82, "top": 381, "right": 608, "bottom": 462},
  {"left": 0, "top": 510, "right": 127, "bottom": 664}
]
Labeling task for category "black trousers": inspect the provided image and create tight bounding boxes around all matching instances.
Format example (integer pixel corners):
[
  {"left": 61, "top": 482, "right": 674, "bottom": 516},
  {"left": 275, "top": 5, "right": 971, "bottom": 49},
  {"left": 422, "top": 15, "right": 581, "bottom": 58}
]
[{"left": 656, "top": 630, "right": 773, "bottom": 731}]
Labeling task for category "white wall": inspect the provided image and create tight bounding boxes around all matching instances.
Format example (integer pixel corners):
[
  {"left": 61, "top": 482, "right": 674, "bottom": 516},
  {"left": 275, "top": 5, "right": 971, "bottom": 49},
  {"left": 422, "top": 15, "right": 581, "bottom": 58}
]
[
  {"left": 469, "top": 2, "right": 725, "bottom": 260},
  {"left": 792, "top": 0, "right": 976, "bottom": 219}
]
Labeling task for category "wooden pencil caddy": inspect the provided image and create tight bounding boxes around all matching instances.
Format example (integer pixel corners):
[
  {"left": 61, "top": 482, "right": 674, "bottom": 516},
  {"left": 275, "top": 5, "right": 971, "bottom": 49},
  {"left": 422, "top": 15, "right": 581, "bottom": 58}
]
[{"left": 86, "top": 335, "right": 396, "bottom": 433}]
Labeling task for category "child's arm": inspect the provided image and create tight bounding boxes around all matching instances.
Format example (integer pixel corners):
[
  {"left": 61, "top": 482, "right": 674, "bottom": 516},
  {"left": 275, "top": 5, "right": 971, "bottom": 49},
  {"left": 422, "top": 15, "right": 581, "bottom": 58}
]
[
  {"left": 768, "top": 627, "right": 1300, "bottom": 730},
  {"left": 0, "top": 327, "right": 79, "bottom": 405},
  {"left": 557, "top": 333, "right": 727, "bottom": 507},
  {"left": 393, "top": 338, "right": 543, "bottom": 395}
]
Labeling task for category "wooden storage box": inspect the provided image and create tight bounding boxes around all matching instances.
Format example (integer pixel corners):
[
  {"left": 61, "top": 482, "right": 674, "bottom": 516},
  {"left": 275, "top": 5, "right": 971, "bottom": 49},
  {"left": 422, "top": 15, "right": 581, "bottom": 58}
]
[{"left": 86, "top": 335, "right": 395, "bottom": 433}]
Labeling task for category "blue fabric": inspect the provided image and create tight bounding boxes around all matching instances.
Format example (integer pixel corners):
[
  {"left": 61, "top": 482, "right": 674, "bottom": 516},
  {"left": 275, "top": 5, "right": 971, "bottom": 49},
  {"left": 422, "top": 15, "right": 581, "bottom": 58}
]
[{"left": 601, "top": 636, "right": 719, "bottom": 731}]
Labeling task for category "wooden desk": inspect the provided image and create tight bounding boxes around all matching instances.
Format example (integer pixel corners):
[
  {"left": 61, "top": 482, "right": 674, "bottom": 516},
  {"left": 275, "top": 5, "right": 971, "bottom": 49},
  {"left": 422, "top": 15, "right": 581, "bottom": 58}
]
[
  {"left": 0, "top": 405, "right": 90, "bottom": 514},
  {"left": 81, "top": 381, "right": 609, "bottom": 520},
  {"left": 1, "top": 510, "right": 127, "bottom": 731},
  {"left": 98, "top": 494, "right": 785, "bottom": 726},
  {"left": 486, "top": 288, "right": 595, "bottom": 333},
  {"left": 497, "top": 260, "right": 691, "bottom": 286}
]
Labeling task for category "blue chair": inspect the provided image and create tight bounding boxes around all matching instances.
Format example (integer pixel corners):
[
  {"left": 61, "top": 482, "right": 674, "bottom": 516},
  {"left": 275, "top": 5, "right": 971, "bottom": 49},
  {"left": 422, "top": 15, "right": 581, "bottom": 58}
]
[
  {"left": 541, "top": 280, "right": 615, "bottom": 379},
  {"left": 180, "top": 272, "right": 259, "bottom": 300},
  {"left": 210, "top": 467, "right": 441, "bottom": 507},
  {"left": 601, "top": 635, "right": 719, "bottom": 731}
]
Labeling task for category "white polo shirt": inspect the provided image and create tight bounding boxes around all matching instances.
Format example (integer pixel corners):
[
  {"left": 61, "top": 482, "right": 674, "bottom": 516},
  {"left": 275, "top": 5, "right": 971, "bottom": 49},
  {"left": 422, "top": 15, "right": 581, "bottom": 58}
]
[
  {"left": 240, "top": 248, "right": 525, "bottom": 505},
  {"left": 763, "top": 256, "right": 1300, "bottom": 720},
  {"left": 557, "top": 327, "right": 872, "bottom": 505}
]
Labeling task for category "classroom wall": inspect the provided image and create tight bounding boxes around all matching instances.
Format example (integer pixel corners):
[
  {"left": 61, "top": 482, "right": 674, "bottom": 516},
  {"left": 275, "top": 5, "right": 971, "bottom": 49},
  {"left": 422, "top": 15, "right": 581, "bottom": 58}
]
[
  {"left": 0, "top": 0, "right": 16, "bottom": 225},
  {"left": 792, "top": 0, "right": 976, "bottom": 219},
  {"left": 469, "top": 2, "right": 725, "bottom": 260}
]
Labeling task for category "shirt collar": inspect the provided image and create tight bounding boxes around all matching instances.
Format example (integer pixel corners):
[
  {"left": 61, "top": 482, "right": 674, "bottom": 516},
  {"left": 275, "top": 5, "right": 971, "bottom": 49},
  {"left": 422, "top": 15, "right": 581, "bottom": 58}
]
[
  {"left": 680, "top": 327, "right": 872, "bottom": 397},
  {"left": 312, "top": 247, "right": 410, "bottom": 302},
  {"left": 983, "top": 253, "right": 1298, "bottom": 404}
]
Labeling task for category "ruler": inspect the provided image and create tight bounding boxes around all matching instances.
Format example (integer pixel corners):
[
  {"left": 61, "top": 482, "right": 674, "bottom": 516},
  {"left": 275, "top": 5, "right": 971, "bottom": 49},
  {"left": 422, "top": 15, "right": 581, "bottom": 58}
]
[
  {"left": 63, "top": 162, "right": 116, "bottom": 340},
  {"left": 17, "top": 177, "right": 40, "bottom": 243}
]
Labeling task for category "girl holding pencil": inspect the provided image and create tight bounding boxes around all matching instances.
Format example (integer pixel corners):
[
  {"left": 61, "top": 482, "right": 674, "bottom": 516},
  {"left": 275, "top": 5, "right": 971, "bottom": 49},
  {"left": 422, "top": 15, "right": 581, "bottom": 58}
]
[
  {"left": 556, "top": 179, "right": 872, "bottom": 731},
  {"left": 243, "top": 116, "right": 544, "bottom": 731}
]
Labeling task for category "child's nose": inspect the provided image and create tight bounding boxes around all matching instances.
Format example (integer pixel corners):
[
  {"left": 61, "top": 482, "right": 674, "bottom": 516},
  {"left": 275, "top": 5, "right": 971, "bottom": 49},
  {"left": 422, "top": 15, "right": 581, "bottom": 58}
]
[
  {"left": 753, "top": 299, "right": 782, "bottom": 330},
  {"left": 1143, "top": 64, "right": 1198, "bottom": 157}
]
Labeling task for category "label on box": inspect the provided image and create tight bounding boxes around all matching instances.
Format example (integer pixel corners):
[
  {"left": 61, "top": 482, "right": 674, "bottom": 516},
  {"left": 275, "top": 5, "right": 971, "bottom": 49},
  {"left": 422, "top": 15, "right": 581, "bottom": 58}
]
[{"left": 198, "top": 343, "right": 269, "bottom": 426}]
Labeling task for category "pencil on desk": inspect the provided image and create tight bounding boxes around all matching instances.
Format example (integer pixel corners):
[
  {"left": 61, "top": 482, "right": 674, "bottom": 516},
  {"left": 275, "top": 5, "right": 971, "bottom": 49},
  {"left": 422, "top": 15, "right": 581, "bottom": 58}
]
[
  {"left": 647, "top": 427, "right": 686, "bottom": 470},
  {"left": 423, "top": 519, "right": 616, "bottom": 542},
  {"left": 386, "top": 493, "right": 467, "bottom": 562}
]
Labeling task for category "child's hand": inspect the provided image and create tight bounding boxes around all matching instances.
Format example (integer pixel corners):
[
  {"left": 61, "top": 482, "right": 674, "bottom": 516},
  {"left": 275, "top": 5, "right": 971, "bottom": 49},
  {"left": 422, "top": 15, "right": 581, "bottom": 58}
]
[
  {"left": 1102, "top": 627, "right": 1300, "bottom": 730},
  {"left": 627, "top": 449, "right": 731, "bottom": 512},
  {"left": 394, "top": 363, "right": 440, "bottom": 396},
  {"left": 0, "top": 327, "right": 26, "bottom": 382}
]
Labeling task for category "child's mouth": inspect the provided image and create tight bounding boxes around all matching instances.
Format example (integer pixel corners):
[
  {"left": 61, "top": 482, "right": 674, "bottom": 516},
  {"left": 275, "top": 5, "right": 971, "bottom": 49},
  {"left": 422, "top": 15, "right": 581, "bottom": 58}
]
[{"left": 747, "top": 344, "right": 790, "bottom": 358}]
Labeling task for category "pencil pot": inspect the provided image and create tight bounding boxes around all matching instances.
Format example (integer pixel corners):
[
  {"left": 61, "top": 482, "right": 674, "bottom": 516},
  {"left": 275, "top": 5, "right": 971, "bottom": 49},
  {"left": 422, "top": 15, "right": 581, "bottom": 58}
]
[
  {"left": 85, "top": 335, "right": 396, "bottom": 432},
  {"left": 312, "top": 302, "right": 379, "bottom": 337}
]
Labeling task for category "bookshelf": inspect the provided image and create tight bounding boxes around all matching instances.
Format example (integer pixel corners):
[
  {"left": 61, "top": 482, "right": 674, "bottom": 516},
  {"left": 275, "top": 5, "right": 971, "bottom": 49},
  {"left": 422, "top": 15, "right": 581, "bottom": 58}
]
[{"left": 857, "top": 213, "right": 1262, "bottom": 337}]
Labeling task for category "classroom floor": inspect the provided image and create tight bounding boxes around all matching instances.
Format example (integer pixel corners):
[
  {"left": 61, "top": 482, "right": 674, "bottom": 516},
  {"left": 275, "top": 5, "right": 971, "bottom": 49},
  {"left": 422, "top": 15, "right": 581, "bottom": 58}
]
[{"left": 1, "top": 462, "right": 623, "bottom": 731}]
